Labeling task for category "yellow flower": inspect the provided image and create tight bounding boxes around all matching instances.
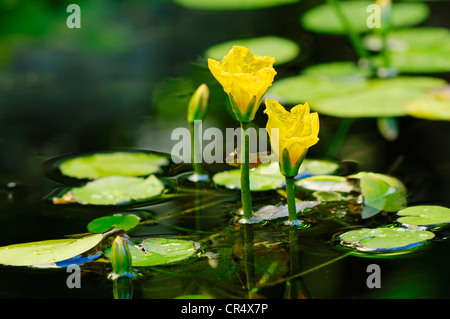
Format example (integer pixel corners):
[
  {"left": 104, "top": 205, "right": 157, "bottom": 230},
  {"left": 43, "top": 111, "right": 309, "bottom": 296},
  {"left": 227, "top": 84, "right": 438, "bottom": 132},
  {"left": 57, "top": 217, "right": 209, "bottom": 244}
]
[
  {"left": 208, "top": 46, "right": 277, "bottom": 122},
  {"left": 265, "top": 99, "right": 320, "bottom": 177}
]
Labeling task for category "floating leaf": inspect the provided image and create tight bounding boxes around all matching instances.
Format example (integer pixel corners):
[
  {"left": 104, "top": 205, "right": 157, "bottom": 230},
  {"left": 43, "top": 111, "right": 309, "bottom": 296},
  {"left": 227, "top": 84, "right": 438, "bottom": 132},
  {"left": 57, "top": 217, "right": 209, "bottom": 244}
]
[
  {"left": 253, "top": 201, "right": 320, "bottom": 221},
  {"left": 302, "top": 61, "right": 372, "bottom": 78},
  {"left": 87, "top": 214, "right": 141, "bottom": 233},
  {"left": 404, "top": 97, "right": 450, "bottom": 121},
  {"left": 205, "top": 36, "right": 300, "bottom": 66},
  {"left": 105, "top": 238, "right": 199, "bottom": 267},
  {"left": 301, "top": 159, "right": 340, "bottom": 176},
  {"left": 339, "top": 227, "right": 435, "bottom": 252},
  {"left": 364, "top": 27, "right": 450, "bottom": 73},
  {"left": 0, "top": 234, "right": 103, "bottom": 266},
  {"left": 174, "top": 0, "right": 299, "bottom": 11},
  {"left": 295, "top": 175, "right": 354, "bottom": 193},
  {"left": 309, "top": 77, "right": 447, "bottom": 118},
  {"left": 397, "top": 205, "right": 450, "bottom": 228},
  {"left": 349, "top": 172, "right": 407, "bottom": 218},
  {"left": 301, "top": 1, "right": 429, "bottom": 35},
  {"left": 64, "top": 175, "right": 165, "bottom": 205},
  {"left": 213, "top": 162, "right": 285, "bottom": 191},
  {"left": 267, "top": 72, "right": 367, "bottom": 106},
  {"left": 59, "top": 152, "right": 169, "bottom": 180}
]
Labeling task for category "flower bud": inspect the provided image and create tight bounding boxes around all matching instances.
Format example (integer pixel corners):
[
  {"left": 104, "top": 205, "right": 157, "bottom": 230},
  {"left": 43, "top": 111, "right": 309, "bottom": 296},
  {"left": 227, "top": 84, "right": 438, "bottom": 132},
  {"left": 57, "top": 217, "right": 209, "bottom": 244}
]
[
  {"left": 110, "top": 235, "right": 134, "bottom": 279},
  {"left": 187, "top": 84, "right": 210, "bottom": 123}
]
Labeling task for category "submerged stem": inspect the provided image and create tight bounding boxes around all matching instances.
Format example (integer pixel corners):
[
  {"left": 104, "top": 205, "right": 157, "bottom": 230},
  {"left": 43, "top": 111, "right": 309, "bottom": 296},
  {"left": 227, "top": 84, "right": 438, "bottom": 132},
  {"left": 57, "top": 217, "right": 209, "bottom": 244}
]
[
  {"left": 285, "top": 176, "right": 299, "bottom": 224},
  {"left": 240, "top": 121, "right": 253, "bottom": 220}
]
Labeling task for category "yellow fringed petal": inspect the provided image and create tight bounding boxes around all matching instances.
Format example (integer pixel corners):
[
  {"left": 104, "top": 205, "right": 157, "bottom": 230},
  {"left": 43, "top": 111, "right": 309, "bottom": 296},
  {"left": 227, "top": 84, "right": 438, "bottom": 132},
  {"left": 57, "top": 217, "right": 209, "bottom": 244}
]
[
  {"left": 265, "top": 99, "right": 320, "bottom": 177},
  {"left": 208, "top": 46, "right": 276, "bottom": 122}
]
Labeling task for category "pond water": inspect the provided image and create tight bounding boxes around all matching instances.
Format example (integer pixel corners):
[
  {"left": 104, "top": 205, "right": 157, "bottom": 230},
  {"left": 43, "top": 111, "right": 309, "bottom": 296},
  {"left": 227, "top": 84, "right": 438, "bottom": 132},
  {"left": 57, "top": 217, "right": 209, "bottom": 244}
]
[{"left": 0, "top": 0, "right": 449, "bottom": 300}]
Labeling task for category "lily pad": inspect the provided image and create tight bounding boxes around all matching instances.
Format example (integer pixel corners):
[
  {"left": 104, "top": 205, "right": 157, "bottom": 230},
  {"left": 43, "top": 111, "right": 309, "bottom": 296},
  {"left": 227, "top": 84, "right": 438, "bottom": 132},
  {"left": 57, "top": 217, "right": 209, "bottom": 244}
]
[
  {"left": 266, "top": 72, "right": 367, "bottom": 106},
  {"left": 363, "top": 27, "right": 450, "bottom": 73},
  {"left": 205, "top": 36, "right": 300, "bottom": 66},
  {"left": 105, "top": 238, "right": 199, "bottom": 267},
  {"left": 213, "top": 162, "right": 285, "bottom": 191},
  {"left": 67, "top": 175, "right": 165, "bottom": 205},
  {"left": 309, "top": 76, "right": 447, "bottom": 118},
  {"left": 295, "top": 175, "right": 355, "bottom": 193},
  {"left": 301, "top": 159, "right": 340, "bottom": 176},
  {"left": 349, "top": 172, "right": 407, "bottom": 218},
  {"left": 87, "top": 214, "right": 141, "bottom": 233},
  {"left": 301, "top": 1, "right": 429, "bottom": 35},
  {"left": 302, "top": 61, "right": 372, "bottom": 78},
  {"left": 174, "top": 0, "right": 299, "bottom": 11},
  {"left": 0, "top": 234, "right": 103, "bottom": 266},
  {"left": 405, "top": 97, "right": 450, "bottom": 121},
  {"left": 253, "top": 201, "right": 320, "bottom": 221},
  {"left": 339, "top": 227, "right": 435, "bottom": 252},
  {"left": 59, "top": 152, "right": 169, "bottom": 180},
  {"left": 397, "top": 205, "right": 450, "bottom": 227}
]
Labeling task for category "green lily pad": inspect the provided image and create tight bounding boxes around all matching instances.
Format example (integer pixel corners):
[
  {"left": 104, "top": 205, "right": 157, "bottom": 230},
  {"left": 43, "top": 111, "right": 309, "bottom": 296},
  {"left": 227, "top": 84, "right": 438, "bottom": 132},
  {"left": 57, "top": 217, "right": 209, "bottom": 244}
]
[
  {"left": 0, "top": 234, "right": 103, "bottom": 266},
  {"left": 59, "top": 152, "right": 169, "bottom": 180},
  {"left": 302, "top": 159, "right": 340, "bottom": 175},
  {"left": 349, "top": 172, "right": 407, "bottom": 218},
  {"left": 339, "top": 227, "right": 435, "bottom": 252},
  {"left": 213, "top": 162, "right": 285, "bottom": 191},
  {"left": 205, "top": 36, "right": 300, "bottom": 66},
  {"left": 68, "top": 175, "right": 165, "bottom": 205},
  {"left": 87, "top": 214, "right": 141, "bottom": 233},
  {"left": 397, "top": 205, "right": 450, "bottom": 227},
  {"left": 296, "top": 175, "right": 354, "bottom": 193},
  {"left": 253, "top": 201, "right": 320, "bottom": 220},
  {"left": 405, "top": 97, "right": 450, "bottom": 121},
  {"left": 174, "top": 0, "right": 299, "bottom": 11},
  {"left": 267, "top": 72, "right": 367, "bottom": 106},
  {"left": 301, "top": 1, "right": 429, "bottom": 35},
  {"left": 105, "top": 238, "right": 199, "bottom": 267},
  {"left": 310, "top": 76, "right": 447, "bottom": 118},
  {"left": 302, "top": 61, "right": 372, "bottom": 78},
  {"left": 364, "top": 27, "right": 450, "bottom": 73}
]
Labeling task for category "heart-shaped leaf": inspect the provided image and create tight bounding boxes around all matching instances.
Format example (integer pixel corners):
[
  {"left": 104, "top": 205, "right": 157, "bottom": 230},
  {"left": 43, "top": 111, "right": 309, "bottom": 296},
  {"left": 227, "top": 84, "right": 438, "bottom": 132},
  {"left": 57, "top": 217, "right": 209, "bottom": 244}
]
[
  {"left": 213, "top": 162, "right": 285, "bottom": 191},
  {"left": 397, "top": 205, "right": 450, "bottom": 228},
  {"left": 105, "top": 238, "right": 199, "bottom": 267},
  {"left": 87, "top": 214, "right": 142, "bottom": 233},
  {"left": 295, "top": 175, "right": 354, "bottom": 193},
  {"left": 339, "top": 227, "right": 435, "bottom": 252},
  {"left": 0, "top": 234, "right": 103, "bottom": 266},
  {"left": 301, "top": 1, "right": 429, "bottom": 35},
  {"left": 59, "top": 152, "right": 169, "bottom": 180},
  {"left": 62, "top": 175, "right": 166, "bottom": 206},
  {"left": 364, "top": 27, "right": 450, "bottom": 74},
  {"left": 349, "top": 172, "right": 407, "bottom": 218}
]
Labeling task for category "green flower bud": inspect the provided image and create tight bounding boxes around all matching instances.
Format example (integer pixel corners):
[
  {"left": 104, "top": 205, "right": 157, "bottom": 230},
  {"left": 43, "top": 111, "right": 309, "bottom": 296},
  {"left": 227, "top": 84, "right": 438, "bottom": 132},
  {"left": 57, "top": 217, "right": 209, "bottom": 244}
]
[
  {"left": 110, "top": 235, "right": 134, "bottom": 279},
  {"left": 187, "top": 84, "right": 210, "bottom": 123}
]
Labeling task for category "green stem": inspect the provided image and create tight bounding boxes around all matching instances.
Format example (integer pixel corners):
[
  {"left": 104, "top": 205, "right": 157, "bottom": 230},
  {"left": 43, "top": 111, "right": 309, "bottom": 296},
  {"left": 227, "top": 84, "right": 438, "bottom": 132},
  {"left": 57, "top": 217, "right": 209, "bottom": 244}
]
[
  {"left": 244, "top": 224, "right": 256, "bottom": 298},
  {"left": 326, "top": 0, "right": 371, "bottom": 62},
  {"left": 285, "top": 176, "right": 298, "bottom": 223},
  {"left": 190, "top": 122, "right": 203, "bottom": 175},
  {"left": 240, "top": 121, "right": 253, "bottom": 220}
]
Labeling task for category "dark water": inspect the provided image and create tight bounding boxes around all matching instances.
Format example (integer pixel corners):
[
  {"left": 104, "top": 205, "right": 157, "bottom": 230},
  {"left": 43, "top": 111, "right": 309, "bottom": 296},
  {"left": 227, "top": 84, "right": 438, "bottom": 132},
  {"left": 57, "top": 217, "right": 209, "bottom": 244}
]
[{"left": 0, "top": 0, "right": 449, "bottom": 299}]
